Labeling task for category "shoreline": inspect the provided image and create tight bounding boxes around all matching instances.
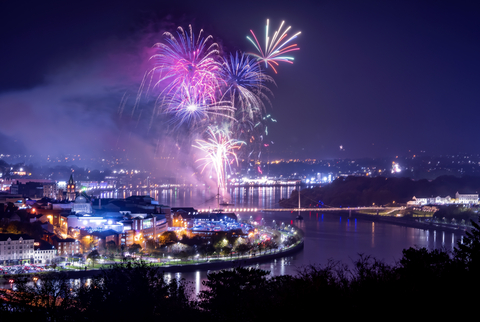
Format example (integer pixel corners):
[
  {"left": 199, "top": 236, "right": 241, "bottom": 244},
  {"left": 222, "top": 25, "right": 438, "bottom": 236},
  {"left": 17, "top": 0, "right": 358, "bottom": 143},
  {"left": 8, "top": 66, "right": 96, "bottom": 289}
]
[
  {"left": 347, "top": 211, "right": 468, "bottom": 234},
  {"left": 273, "top": 208, "right": 469, "bottom": 233},
  {"left": 0, "top": 241, "right": 304, "bottom": 281}
]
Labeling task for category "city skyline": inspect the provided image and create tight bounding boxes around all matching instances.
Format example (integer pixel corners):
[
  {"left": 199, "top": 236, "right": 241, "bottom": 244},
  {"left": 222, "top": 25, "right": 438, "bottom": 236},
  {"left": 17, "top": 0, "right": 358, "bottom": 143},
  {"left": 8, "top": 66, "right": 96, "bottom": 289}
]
[{"left": 1, "top": 0, "right": 480, "bottom": 164}]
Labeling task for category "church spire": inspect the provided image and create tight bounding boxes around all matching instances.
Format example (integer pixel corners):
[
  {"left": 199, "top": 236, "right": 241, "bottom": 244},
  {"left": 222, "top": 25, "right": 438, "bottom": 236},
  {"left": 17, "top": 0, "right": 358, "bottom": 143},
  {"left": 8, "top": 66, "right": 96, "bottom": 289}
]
[{"left": 67, "top": 174, "right": 76, "bottom": 201}]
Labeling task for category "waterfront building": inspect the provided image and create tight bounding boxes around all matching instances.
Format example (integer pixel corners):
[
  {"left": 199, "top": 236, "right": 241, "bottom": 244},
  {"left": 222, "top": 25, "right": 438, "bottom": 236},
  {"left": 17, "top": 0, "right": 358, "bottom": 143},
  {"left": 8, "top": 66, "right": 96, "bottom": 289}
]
[
  {"left": 172, "top": 210, "right": 237, "bottom": 228},
  {"left": 455, "top": 192, "right": 479, "bottom": 204},
  {"left": 0, "top": 234, "right": 35, "bottom": 265},
  {"left": 51, "top": 236, "right": 81, "bottom": 256},
  {"left": 33, "top": 240, "right": 56, "bottom": 264},
  {"left": 408, "top": 193, "right": 478, "bottom": 206},
  {"left": 408, "top": 196, "right": 452, "bottom": 206}
]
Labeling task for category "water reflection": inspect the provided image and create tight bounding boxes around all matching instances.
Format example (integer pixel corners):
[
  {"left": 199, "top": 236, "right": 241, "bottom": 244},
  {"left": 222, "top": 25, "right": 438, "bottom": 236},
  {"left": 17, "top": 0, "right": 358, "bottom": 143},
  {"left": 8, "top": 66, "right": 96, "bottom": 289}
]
[
  {"left": 371, "top": 222, "right": 375, "bottom": 247},
  {"left": 93, "top": 187, "right": 466, "bottom": 281},
  {"left": 195, "top": 271, "right": 201, "bottom": 295},
  {"left": 99, "top": 185, "right": 297, "bottom": 209}
]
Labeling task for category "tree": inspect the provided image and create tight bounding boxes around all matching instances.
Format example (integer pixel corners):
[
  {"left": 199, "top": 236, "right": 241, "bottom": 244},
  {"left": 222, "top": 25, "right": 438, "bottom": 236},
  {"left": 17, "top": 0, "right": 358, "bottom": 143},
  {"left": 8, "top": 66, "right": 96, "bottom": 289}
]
[
  {"left": 181, "top": 235, "right": 203, "bottom": 246},
  {"left": 197, "top": 243, "right": 215, "bottom": 257},
  {"left": 128, "top": 243, "right": 142, "bottom": 254},
  {"left": 76, "top": 261, "right": 197, "bottom": 320},
  {"left": 235, "top": 243, "right": 252, "bottom": 255},
  {"left": 158, "top": 231, "right": 178, "bottom": 246},
  {"left": 199, "top": 267, "right": 270, "bottom": 321},
  {"left": 264, "top": 239, "right": 278, "bottom": 252},
  {"left": 0, "top": 272, "right": 78, "bottom": 320},
  {"left": 221, "top": 246, "right": 232, "bottom": 256},
  {"left": 87, "top": 250, "right": 100, "bottom": 267},
  {"left": 454, "top": 219, "right": 480, "bottom": 271},
  {"left": 5, "top": 221, "right": 22, "bottom": 234},
  {"left": 106, "top": 240, "right": 117, "bottom": 254},
  {"left": 145, "top": 239, "right": 157, "bottom": 251},
  {"left": 177, "top": 251, "right": 189, "bottom": 261}
]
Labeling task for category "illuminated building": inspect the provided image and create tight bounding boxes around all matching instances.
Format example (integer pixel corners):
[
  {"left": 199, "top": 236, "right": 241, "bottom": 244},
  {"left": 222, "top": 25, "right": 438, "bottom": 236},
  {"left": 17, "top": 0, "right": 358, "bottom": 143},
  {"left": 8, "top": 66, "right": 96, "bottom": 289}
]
[
  {"left": 66, "top": 174, "right": 76, "bottom": 202},
  {"left": 120, "top": 214, "right": 167, "bottom": 247},
  {"left": 51, "top": 236, "right": 81, "bottom": 256},
  {"left": 455, "top": 192, "right": 479, "bottom": 204},
  {"left": 0, "top": 234, "right": 35, "bottom": 265},
  {"left": 72, "top": 195, "right": 92, "bottom": 214},
  {"left": 408, "top": 192, "right": 479, "bottom": 206},
  {"left": 33, "top": 240, "right": 56, "bottom": 264},
  {"left": 43, "top": 182, "right": 57, "bottom": 199}
]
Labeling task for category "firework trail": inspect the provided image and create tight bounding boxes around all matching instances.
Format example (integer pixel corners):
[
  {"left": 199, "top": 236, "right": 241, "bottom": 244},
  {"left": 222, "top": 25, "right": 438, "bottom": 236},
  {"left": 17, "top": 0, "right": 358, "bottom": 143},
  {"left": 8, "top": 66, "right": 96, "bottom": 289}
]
[
  {"left": 220, "top": 52, "right": 274, "bottom": 155},
  {"left": 193, "top": 126, "right": 245, "bottom": 195},
  {"left": 247, "top": 19, "right": 301, "bottom": 73}
]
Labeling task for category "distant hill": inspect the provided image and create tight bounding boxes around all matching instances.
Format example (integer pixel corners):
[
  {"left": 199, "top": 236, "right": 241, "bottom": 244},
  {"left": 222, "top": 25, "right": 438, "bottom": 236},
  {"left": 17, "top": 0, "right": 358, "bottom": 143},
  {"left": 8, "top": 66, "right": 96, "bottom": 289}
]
[{"left": 279, "top": 175, "right": 480, "bottom": 208}]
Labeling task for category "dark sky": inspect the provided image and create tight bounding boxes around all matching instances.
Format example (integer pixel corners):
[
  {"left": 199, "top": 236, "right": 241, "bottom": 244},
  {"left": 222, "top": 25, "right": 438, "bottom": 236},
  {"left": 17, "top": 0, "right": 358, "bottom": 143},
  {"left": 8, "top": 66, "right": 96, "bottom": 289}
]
[{"left": 1, "top": 0, "right": 480, "bottom": 162}]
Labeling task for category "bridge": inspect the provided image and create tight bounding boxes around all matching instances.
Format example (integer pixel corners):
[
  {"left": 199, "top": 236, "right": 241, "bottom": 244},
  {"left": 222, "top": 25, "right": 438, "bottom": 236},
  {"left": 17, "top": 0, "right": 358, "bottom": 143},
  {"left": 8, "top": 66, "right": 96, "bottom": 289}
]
[
  {"left": 260, "top": 207, "right": 402, "bottom": 213},
  {"left": 198, "top": 206, "right": 403, "bottom": 214}
]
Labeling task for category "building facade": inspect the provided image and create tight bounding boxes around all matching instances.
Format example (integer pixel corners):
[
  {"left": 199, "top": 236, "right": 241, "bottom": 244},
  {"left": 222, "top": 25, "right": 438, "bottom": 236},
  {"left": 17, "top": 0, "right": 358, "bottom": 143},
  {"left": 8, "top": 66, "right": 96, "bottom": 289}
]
[
  {"left": 51, "top": 236, "right": 81, "bottom": 256},
  {"left": 0, "top": 234, "right": 35, "bottom": 265},
  {"left": 34, "top": 241, "right": 56, "bottom": 264},
  {"left": 66, "top": 175, "right": 76, "bottom": 202}
]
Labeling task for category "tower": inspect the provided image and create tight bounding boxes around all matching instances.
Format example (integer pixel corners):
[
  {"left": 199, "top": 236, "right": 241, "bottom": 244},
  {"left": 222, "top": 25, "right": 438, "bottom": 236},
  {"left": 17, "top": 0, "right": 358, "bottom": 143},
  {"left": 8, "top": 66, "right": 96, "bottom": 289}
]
[{"left": 67, "top": 174, "right": 76, "bottom": 202}]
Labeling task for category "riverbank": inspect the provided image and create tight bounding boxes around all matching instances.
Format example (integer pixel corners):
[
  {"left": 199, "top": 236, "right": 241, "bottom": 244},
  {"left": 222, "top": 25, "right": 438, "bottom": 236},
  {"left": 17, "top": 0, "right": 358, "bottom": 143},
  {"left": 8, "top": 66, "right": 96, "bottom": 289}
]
[
  {"left": 348, "top": 211, "right": 468, "bottom": 234},
  {"left": 0, "top": 240, "right": 304, "bottom": 281}
]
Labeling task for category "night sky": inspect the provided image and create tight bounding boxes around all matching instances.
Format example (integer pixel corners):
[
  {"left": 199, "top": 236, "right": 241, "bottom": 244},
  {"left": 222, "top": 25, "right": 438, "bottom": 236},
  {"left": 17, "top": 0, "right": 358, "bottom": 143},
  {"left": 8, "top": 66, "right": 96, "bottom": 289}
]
[{"left": 1, "top": 0, "right": 480, "bottom": 162}]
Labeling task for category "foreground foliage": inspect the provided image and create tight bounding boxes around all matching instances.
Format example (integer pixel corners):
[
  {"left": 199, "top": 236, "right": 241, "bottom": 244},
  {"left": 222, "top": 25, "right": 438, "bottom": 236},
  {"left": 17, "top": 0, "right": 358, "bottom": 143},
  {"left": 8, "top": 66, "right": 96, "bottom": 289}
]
[{"left": 3, "top": 221, "right": 480, "bottom": 321}]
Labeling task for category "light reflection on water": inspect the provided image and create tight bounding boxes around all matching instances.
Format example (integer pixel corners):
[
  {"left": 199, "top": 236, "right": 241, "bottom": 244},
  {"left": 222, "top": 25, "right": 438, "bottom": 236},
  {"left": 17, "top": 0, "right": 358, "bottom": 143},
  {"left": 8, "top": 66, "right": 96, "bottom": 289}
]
[
  {"left": 87, "top": 186, "right": 465, "bottom": 293},
  {"left": 100, "top": 185, "right": 297, "bottom": 209}
]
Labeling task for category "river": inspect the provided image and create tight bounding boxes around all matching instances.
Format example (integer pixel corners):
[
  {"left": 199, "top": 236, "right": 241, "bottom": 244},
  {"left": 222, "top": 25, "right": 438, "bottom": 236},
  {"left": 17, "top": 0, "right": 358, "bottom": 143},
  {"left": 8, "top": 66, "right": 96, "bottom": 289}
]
[{"left": 100, "top": 186, "right": 465, "bottom": 294}]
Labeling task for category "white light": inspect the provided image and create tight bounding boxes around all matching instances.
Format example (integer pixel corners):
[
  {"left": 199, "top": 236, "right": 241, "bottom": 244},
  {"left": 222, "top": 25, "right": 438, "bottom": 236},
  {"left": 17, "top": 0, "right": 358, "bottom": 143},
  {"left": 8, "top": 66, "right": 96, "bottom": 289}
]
[{"left": 187, "top": 104, "right": 198, "bottom": 112}]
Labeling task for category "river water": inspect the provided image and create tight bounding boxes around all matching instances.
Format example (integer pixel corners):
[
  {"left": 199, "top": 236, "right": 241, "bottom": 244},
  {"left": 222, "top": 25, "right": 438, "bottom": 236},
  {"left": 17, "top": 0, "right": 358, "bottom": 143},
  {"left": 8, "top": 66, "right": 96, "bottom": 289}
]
[{"left": 102, "top": 186, "right": 464, "bottom": 294}]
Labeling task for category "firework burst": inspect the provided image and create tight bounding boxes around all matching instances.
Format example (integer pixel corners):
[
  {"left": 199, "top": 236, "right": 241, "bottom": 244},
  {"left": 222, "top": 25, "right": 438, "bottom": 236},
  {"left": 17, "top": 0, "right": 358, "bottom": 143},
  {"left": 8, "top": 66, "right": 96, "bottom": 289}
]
[
  {"left": 247, "top": 19, "right": 301, "bottom": 73},
  {"left": 193, "top": 126, "right": 245, "bottom": 194},
  {"left": 220, "top": 52, "right": 274, "bottom": 120},
  {"left": 148, "top": 25, "right": 228, "bottom": 126},
  {"left": 163, "top": 83, "right": 235, "bottom": 128},
  {"left": 152, "top": 25, "right": 222, "bottom": 96}
]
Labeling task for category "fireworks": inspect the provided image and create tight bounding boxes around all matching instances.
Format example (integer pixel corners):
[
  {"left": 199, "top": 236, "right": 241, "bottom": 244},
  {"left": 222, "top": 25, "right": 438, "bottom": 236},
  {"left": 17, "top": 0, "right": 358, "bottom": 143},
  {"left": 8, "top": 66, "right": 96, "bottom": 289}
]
[
  {"left": 247, "top": 19, "right": 301, "bottom": 73},
  {"left": 136, "top": 21, "right": 300, "bottom": 192},
  {"left": 193, "top": 126, "right": 245, "bottom": 194},
  {"left": 151, "top": 25, "right": 225, "bottom": 125},
  {"left": 220, "top": 52, "right": 274, "bottom": 120},
  {"left": 152, "top": 25, "right": 221, "bottom": 96},
  {"left": 163, "top": 83, "right": 235, "bottom": 128}
]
